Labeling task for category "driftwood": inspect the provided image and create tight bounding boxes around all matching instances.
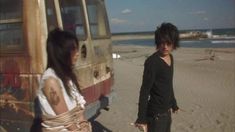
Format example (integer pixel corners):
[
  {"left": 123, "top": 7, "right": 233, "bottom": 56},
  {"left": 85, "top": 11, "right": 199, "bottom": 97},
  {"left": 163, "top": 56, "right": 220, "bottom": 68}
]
[{"left": 195, "top": 49, "right": 216, "bottom": 61}]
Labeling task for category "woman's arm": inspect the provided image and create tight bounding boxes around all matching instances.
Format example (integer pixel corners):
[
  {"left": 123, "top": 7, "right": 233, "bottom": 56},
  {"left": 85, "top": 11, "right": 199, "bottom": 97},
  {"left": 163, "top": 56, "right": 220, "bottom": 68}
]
[
  {"left": 43, "top": 77, "right": 78, "bottom": 130},
  {"left": 43, "top": 77, "right": 69, "bottom": 114}
]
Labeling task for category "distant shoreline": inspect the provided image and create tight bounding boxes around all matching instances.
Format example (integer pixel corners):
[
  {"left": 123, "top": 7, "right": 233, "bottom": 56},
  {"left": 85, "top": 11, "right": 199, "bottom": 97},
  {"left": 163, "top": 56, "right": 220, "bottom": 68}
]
[
  {"left": 111, "top": 32, "right": 207, "bottom": 41},
  {"left": 111, "top": 34, "right": 235, "bottom": 41},
  {"left": 111, "top": 34, "right": 154, "bottom": 41},
  {"left": 111, "top": 28, "right": 235, "bottom": 41}
]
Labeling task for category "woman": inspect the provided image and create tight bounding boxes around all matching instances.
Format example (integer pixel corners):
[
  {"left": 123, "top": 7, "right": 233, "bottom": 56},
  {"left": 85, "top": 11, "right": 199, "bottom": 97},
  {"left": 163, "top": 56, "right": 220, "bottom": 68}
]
[{"left": 37, "top": 28, "right": 91, "bottom": 132}]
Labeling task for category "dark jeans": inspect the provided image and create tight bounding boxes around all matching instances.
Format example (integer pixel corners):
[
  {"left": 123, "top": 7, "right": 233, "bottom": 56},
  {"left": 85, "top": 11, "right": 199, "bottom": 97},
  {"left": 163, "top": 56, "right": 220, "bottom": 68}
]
[{"left": 147, "top": 111, "right": 172, "bottom": 132}]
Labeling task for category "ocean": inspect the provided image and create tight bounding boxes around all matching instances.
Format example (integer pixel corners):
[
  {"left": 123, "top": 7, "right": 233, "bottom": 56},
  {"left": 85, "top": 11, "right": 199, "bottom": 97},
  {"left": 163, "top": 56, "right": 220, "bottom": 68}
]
[{"left": 112, "top": 28, "right": 235, "bottom": 48}]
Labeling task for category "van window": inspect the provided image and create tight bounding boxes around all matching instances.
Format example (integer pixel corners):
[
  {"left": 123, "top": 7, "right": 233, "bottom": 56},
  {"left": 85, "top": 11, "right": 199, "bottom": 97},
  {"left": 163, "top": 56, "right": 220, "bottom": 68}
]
[
  {"left": 86, "top": 0, "right": 110, "bottom": 39},
  {"left": 45, "top": 0, "right": 58, "bottom": 31},
  {"left": 0, "top": 0, "right": 24, "bottom": 53},
  {"left": 59, "top": 0, "right": 86, "bottom": 40}
]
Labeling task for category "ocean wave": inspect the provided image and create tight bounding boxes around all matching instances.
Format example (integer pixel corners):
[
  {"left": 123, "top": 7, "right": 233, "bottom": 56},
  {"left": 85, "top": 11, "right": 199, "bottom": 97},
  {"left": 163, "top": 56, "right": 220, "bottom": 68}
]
[
  {"left": 211, "top": 40, "right": 235, "bottom": 44},
  {"left": 212, "top": 35, "right": 235, "bottom": 39},
  {"left": 181, "top": 40, "right": 202, "bottom": 43}
]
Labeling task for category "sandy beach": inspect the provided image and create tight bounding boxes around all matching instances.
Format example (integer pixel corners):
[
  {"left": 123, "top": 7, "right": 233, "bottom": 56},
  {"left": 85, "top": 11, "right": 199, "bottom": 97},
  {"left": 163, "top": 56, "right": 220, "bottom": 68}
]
[{"left": 93, "top": 44, "right": 235, "bottom": 132}]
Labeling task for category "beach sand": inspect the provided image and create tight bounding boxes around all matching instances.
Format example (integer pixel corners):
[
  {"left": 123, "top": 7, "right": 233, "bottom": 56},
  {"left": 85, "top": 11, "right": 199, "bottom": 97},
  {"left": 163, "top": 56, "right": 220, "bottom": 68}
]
[{"left": 93, "top": 45, "right": 235, "bottom": 132}]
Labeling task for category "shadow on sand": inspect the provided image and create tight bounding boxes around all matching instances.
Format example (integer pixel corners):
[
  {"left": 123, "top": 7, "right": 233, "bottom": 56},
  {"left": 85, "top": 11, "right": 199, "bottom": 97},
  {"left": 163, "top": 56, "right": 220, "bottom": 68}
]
[{"left": 90, "top": 120, "right": 112, "bottom": 132}]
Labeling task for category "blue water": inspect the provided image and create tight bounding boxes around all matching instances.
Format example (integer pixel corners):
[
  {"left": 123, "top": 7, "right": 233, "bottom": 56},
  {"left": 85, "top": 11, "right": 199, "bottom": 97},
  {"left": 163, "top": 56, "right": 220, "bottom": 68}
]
[
  {"left": 113, "top": 39, "right": 235, "bottom": 48},
  {"left": 112, "top": 28, "right": 235, "bottom": 48}
]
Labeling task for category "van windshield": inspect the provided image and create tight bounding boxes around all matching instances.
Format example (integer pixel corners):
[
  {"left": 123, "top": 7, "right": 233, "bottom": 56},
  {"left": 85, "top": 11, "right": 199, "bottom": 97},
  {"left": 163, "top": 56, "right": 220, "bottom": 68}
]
[{"left": 0, "top": 0, "right": 24, "bottom": 53}]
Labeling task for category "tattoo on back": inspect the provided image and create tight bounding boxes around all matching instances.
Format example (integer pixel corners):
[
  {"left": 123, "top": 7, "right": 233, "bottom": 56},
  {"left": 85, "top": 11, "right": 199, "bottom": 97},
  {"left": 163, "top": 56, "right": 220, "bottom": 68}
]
[{"left": 49, "top": 87, "right": 60, "bottom": 105}]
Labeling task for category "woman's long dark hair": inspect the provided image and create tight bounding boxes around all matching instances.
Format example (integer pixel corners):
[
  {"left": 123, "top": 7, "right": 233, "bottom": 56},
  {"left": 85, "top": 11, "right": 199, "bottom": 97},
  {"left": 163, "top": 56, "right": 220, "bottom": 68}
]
[{"left": 46, "top": 28, "right": 81, "bottom": 97}]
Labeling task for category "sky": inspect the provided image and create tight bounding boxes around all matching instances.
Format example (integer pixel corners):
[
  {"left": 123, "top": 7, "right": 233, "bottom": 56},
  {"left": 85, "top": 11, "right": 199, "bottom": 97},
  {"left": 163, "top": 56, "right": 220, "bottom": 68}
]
[{"left": 105, "top": 0, "right": 235, "bottom": 33}]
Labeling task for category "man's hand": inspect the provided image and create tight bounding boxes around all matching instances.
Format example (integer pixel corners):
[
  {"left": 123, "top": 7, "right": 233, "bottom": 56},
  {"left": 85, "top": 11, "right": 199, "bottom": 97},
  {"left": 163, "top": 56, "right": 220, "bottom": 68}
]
[
  {"left": 134, "top": 123, "right": 147, "bottom": 132},
  {"left": 171, "top": 108, "right": 185, "bottom": 114}
]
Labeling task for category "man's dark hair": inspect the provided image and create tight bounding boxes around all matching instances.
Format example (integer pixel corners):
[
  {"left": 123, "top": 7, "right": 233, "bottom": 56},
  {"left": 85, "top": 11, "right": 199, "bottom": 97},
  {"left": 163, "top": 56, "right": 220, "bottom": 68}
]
[
  {"left": 155, "top": 22, "right": 179, "bottom": 49},
  {"left": 46, "top": 28, "right": 81, "bottom": 96}
]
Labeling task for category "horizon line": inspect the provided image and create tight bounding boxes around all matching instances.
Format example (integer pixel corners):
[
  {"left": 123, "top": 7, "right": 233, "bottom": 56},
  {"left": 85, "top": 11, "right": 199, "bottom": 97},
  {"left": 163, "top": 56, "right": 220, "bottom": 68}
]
[{"left": 111, "top": 27, "right": 235, "bottom": 34}]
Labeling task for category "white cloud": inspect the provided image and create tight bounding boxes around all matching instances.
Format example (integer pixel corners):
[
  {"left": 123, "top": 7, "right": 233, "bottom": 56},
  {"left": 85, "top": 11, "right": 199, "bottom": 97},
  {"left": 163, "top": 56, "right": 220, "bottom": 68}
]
[
  {"left": 111, "top": 18, "right": 128, "bottom": 24},
  {"left": 121, "top": 9, "right": 132, "bottom": 14},
  {"left": 189, "top": 10, "right": 206, "bottom": 15},
  {"left": 203, "top": 17, "right": 209, "bottom": 21}
]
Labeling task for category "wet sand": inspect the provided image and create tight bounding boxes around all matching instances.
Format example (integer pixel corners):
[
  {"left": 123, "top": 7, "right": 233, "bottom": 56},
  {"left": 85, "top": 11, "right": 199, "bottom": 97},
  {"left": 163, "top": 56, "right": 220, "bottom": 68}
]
[{"left": 93, "top": 44, "right": 235, "bottom": 132}]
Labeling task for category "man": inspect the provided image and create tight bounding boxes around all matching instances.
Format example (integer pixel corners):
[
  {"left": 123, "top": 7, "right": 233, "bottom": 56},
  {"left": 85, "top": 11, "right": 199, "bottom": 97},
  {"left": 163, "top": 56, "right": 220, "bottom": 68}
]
[{"left": 135, "top": 23, "right": 180, "bottom": 132}]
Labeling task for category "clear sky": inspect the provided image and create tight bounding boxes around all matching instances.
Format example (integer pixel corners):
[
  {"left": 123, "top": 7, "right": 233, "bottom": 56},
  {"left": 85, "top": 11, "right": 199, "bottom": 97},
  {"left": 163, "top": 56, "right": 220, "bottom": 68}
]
[{"left": 105, "top": 0, "right": 235, "bottom": 33}]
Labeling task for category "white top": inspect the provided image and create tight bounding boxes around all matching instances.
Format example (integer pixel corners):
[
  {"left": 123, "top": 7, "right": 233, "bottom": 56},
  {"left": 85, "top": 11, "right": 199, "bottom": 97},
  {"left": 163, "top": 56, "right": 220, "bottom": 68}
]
[{"left": 37, "top": 68, "right": 86, "bottom": 116}]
